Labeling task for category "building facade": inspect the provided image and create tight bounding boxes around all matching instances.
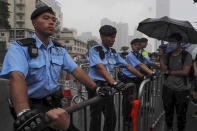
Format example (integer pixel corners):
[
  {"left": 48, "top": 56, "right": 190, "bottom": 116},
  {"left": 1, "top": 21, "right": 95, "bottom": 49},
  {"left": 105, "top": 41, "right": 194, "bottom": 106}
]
[
  {"left": 57, "top": 28, "right": 87, "bottom": 56},
  {"left": 0, "top": 0, "right": 63, "bottom": 49}
]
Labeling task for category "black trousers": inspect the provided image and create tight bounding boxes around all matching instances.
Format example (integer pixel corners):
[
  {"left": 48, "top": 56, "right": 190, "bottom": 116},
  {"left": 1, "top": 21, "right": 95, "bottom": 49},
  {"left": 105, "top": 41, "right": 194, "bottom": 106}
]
[
  {"left": 162, "top": 85, "right": 190, "bottom": 131},
  {"left": 29, "top": 89, "right": 64, "bottom": 131},
  {"left": 118, "top": 73, "right": 142, "bottom": 131},
  {"left": 88, "top": 81, "right": 116, "bottom": 131}
]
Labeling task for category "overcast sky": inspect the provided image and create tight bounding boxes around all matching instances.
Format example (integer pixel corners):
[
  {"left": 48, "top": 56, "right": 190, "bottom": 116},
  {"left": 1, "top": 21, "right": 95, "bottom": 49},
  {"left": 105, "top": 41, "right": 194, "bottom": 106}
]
[{"left": 58, "top": 0, "right": 197, "bottom": 37}]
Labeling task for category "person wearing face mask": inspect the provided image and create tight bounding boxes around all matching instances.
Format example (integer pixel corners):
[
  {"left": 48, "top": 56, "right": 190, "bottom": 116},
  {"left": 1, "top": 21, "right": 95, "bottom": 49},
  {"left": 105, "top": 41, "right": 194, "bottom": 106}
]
[{"left": 160, "top": 33, "right": 192, "bottom": 131}]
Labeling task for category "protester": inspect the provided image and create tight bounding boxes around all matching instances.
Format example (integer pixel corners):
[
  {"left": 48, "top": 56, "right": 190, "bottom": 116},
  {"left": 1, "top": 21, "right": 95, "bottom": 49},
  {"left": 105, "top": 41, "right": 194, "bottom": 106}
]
[
  {"left": 160, "top": 33, "right": 192, "bottom": 131},
  {"left": 0, "top": 6, "right": 111, "bottom": 131},
  {"left": 88, "top": 25, "right": 144, "bottom": 131},
  {"left": 192, "top": 53, "right": 197, "bottom": 118}
]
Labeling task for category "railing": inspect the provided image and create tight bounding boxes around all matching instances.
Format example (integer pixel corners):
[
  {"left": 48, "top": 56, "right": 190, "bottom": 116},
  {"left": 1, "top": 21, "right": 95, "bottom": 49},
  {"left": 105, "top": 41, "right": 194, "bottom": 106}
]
[{"left": 138, "top": 71, "right": 165, "bottom": 131}]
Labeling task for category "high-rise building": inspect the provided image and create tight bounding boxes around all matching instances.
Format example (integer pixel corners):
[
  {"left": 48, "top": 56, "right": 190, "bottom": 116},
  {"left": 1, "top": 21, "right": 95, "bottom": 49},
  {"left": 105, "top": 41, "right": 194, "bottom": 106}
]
[
  {"left": 115, "top": 22, "right": 129, "bottom": 51},
  {"left": 57, "top": 28, "right": 87, "bottom": 56},
  {"left": 78, "top": 32, "right": 98, "bottom": 43},
  {"left": 156, "top": 0, "right": 170, "bottom": 17},
  {"left": 155, "top": 0, "right": 170, "bottom": 50}
]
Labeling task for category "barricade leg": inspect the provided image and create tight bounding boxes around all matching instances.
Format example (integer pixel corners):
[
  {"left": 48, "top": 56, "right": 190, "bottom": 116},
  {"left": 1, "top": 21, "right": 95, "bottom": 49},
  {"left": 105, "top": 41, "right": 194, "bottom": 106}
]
[{"left": 131, "top": 100, "right": 140, "bottom": 131}]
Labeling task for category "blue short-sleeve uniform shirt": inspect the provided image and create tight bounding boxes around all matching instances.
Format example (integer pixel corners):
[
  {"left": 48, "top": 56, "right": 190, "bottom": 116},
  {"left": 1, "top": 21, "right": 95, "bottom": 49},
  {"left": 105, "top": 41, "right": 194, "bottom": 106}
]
[
  {"left": 89, "top": 44, "right": 127, "bottom": 81},
  {"left": 0, "top": 34, "right": 78, "bottom": 98},
  {"left": 122, "top": 51, "right": 142, "bottom": 78},
  {"left": 122, "top": 51, "right": 151, "bottom": 78}
]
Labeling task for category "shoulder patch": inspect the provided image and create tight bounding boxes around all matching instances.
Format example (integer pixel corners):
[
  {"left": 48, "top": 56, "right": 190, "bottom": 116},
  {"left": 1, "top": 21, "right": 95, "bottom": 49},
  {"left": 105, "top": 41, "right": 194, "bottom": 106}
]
[
  {"left": 16, "top": 38, "right": 36, "bottom": 46},
  {"left": 110, "top": 48, "right": 116, "bottom": 53},
  {"left": 52, "top": 40, "right": 66, "bottom": 48},
  {"left": 94, "top": 46, "right": 105, "bottom": 59}
]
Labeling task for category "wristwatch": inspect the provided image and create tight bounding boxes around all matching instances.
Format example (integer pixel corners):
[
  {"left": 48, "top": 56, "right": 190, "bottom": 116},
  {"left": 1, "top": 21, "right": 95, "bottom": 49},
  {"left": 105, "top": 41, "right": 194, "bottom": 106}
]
[
  {"left": 17, "top": 109, "right": 30, "bottom": 118},
  {"left": 111, "top": 81, "right": 118, "bottom": 86}
]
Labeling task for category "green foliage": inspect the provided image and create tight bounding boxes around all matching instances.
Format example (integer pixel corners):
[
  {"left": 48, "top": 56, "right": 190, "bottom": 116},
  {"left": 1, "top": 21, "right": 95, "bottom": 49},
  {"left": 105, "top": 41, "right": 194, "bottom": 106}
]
[
  {"left": 0, "top": 0, "right": 11, "bottom": 29},
  {"left": 120, "top": 46, "right": 129, "bottom": 52}
]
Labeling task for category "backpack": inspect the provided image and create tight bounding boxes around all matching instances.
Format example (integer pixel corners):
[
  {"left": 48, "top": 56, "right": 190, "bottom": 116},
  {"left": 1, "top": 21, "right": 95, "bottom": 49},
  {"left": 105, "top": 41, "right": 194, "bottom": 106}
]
[{"left": 166, "top": 50, "right": 194, "bottom": 82}]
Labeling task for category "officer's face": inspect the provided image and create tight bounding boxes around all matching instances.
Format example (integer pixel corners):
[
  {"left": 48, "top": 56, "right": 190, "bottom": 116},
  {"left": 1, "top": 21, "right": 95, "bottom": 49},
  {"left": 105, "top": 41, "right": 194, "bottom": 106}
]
[
  {"left": 141, "top": 42, "right": 147, "bottom": 48},
  {"left": 101, "top": 35, "right": 116, "bottom": 48},
  {"left": 32, "top": 12, "right": 56, "bottom": 37},
  {"left": 131, "top": 43, "right": 141, "bottom": 52}
]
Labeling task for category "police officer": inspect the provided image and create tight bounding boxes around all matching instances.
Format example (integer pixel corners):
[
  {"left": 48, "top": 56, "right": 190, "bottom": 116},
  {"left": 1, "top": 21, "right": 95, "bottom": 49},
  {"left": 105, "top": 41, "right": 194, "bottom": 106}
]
[
  {"left": 0, "top": 6, "right": 110, "bottom": 131},
  {"left": 88, "top": 25, "right": 144, "bottom": 131},
  {"left": 139, "top": 38, "right": 150, "bottom": 61},
  {"left": 118, "top": 38, "right": 153, "bottom": 131}
]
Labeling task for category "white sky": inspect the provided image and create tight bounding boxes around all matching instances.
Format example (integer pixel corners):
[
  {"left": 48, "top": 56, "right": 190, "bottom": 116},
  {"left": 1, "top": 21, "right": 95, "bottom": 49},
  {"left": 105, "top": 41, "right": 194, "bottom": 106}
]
[{"left": 57, "top": 0, "right": 197, "bottom": 37}]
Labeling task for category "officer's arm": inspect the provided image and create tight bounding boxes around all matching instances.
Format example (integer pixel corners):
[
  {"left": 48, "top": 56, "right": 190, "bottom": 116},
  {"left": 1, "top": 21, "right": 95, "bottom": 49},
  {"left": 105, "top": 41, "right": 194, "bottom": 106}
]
[
  {"left": 137, "top": 63, "right": 153, "bottom": 75},
  {"left": 125, "top": 64, "right": 144, "bottom": 77},
  {"left": 71, "top": 67, "right": 97, "bottom": 90},
  {"left": 95, "top": 63, "right": 116, "bottom": 85},
  {"left": 10, "top": 71, "right": 30, "bottom": 114}
]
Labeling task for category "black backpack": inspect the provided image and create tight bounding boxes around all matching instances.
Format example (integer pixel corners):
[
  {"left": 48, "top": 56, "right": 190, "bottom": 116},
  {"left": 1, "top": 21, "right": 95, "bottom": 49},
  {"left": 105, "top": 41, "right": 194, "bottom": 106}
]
[{"left": 166, "top": 50, "right": 194, "bottom": 82}]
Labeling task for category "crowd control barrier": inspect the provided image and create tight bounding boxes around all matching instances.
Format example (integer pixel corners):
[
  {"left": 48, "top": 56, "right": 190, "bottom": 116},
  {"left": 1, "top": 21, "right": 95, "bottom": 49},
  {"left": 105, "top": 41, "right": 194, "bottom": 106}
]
[{"left": 138, "top": 72, "right": 165, "bottom": 131}]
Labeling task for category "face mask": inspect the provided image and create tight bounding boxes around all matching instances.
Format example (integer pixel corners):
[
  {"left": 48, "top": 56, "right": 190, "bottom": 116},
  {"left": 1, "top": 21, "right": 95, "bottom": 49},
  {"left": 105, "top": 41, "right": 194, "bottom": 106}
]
[{"left": 168, "top": 43, "right": 177, "bottom": 51}]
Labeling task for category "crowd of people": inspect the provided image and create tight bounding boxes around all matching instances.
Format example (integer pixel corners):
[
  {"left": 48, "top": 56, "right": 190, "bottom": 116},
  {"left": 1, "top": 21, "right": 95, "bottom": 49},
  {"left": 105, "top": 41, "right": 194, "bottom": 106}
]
[{"left": 0, "top": 6, "right": 197, "bottom": 131}]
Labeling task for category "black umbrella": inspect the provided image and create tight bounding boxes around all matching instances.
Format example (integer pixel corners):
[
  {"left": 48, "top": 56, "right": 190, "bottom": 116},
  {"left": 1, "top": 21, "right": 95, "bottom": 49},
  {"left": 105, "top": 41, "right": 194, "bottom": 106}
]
[{"left": 137, "top": 16, "right": 197, "bottom": 43}]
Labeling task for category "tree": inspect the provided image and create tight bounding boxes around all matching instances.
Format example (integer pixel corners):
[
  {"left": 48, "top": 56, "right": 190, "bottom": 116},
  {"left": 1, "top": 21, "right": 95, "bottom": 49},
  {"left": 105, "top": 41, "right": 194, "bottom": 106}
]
[
  {"left": 120, "top": 46, "right": 129, "bottom": 52},
  {"left": 120, "top": 46, "right": 129, "bottom": 59},
  {"left": 0, "top": 0, "right": 10, "bottom": 29}
]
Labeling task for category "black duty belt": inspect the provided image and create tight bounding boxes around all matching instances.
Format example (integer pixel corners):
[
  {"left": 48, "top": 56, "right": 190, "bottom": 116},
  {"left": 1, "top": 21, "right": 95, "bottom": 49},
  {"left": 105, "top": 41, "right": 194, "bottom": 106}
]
[
  {"left": 94, "top": 80, "right": 109, "bottom": 86},
  {"left": 29, "top": 89, "right": 63, "bottom": 104}
]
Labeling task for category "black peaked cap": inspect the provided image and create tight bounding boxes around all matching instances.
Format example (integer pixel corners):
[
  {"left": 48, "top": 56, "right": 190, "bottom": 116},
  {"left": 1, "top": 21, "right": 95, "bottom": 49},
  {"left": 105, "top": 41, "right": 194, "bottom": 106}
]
[
  {"left": 31, "top": 6, "right": 55, "bottom": 20},
  {"left": 99, "top": 25, "right": 117, "bottom": 36},
  {"left": 130, "top": 38, "right": 141, "bottom": 45}
]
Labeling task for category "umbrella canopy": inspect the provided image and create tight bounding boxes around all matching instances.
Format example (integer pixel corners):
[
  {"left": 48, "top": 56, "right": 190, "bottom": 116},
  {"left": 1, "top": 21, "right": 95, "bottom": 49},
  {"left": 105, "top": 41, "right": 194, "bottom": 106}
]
[{"left": 137, "top": 16, "right": 197, "bottom": 43}]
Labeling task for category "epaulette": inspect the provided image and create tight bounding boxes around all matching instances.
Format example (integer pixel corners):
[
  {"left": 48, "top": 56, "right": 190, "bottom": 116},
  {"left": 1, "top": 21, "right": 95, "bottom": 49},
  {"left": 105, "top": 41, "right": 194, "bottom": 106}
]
[
  {"left": 16, "top": 38, "right": 38, "bottom": 58},
  {"left": 16, "top": 38, "right": 36, "bottom": 46},
  {"left": 52, "top": 40, "right": 66, "bottom": 48},
  {"left": 110, "top": 48, "right": 116, "bottom": 53},
  {"left": 94, "top": 46, "right": 105, "bottom": 59}
]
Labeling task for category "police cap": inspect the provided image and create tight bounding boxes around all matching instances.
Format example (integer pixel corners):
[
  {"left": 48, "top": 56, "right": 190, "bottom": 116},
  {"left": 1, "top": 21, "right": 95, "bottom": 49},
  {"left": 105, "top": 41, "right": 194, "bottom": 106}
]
[
  {"left": 31, "top": 6, "right": 55, "bottom": 20},
  {"left": 99, "top": 25, "right": 117, "bottom": 36},
  {"left": 130, "top": 38, "right": 141, "bottom": 45},
  {"left": 140, "top": 37, "right": 148, "bottom": 43}
]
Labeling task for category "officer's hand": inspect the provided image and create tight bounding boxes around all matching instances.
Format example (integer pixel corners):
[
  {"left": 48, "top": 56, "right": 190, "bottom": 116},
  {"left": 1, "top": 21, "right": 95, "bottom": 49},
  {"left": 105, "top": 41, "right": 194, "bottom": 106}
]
[
  {"left": 96, "top": 86, "right": 112, "bottom": 97},
  {"left": 47, "top": 108, "right": 70, "bottom": 131},
  {"left": 194, "top": 71, "right": 197, "bottom": 77},
  {"left": 112, "top": 82, "right": 126, "bottom": 91},
  {"left": 14, "top": 109, "right": 46, "bottom": 131},
  {"left": 192, "top": 91, "right": 197, "bottom": 100}
]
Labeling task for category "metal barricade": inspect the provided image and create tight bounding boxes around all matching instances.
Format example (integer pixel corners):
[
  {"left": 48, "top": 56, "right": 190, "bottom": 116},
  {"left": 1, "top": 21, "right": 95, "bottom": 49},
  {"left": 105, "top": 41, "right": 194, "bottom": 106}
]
[
  {"left": 59, "top": 64, "right": 137, "bottom": 131},
  {"left": 138, "top": 72, "right": 165, "bottom": 131}
]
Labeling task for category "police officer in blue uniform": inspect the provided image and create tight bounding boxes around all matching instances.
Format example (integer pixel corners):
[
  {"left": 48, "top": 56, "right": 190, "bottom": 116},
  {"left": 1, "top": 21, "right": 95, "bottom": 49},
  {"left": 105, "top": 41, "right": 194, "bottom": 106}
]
[
  {"left": 88, "top": 25, "right": 144, "bottom": 131},
  {"left": 118, "top": 38, "right": 153, "bottom": 131},
  {"left": 0, "top": 6, "right": 110, "bottom": 131}
]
